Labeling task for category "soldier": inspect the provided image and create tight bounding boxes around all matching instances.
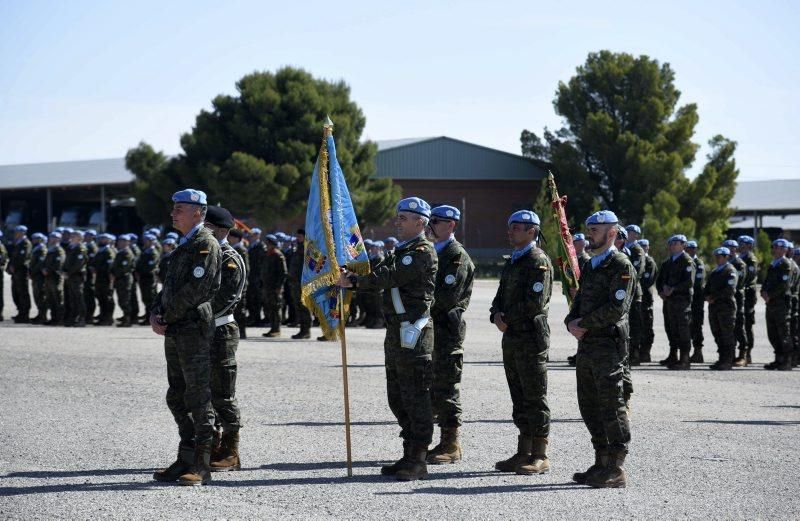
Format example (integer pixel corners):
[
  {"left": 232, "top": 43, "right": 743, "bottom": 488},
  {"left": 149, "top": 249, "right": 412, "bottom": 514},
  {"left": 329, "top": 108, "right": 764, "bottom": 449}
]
[
  {"left": 384, "top": 236, "right": 398, "bottom": 256},
  {"left": 656, "top": 235, "right": 695, "bottom": 370},
  {"left": 93, "top": 234, "right": 117, "bottom": 326},
  {"left": 425, "top": 205, "right": 475, "bottom": 465},
  {"left": 62, "top": 230, "right": 89, "bottom": 327},
  {"left": 788, "top": 245, "right": 800, "bottom": 366},
  {"left": 704, "top": 247, "right": 738, "bottom": 370},
  {"left": 228, "top": 229, "right": 249, "bottom": 339},
  {"left": 722, "top": 239, "right": 747, "bottom": 364},
  {"left": 83, "top": 230, "right": 98, "bottom": 322},
  {"left": 278, "top": 232, "right": 297, "bottom": 327},
  {"left": 338, "top": 197, "right": 437, "bottom": 481},
  {"left": 685, "top": 241, "right": 706, "bottom": 363},
  {"left": 128, "top": 233, "right": 142, "bottom": 322},
  {"left": 761, "top": 239, "right": 793, "bottom": 371},
  {"left": 158, "top": 238, "right": 177, "bottom": 284},
  {"left": 203, "top": 206, "right": 245, "bottom": 472},
  {"left": 361, "top": 240, "right": 387, "bottom": 329},
  {"left": 566, "top": 210, "right": 634, "bottom": 489},
  {"left": 261, "top": 234, "right": 287, "bottom": 338},
  {"left": 567, "top": 234, "right": 591, "bottom": 367},
  {"left": 28, "top": 233, "right": 48, "bottom": 323},
  {"left": 637, "top": 239, "right": 658, "bottom": 362},
  {"left": 8, "top": 225, "right": 32, "bottom": 323},
  {"left": 246, "top": 228, "right": 266, "bottom": 326},
  {"left": 135, "top": 233, "right": 160, "bottom": 325},
  {"left": 621, "top": 225, "right": 645, "bottom": 367},
  {"left": 490, "top": 210, "right": 553, "bottom": 476},
  {"left": 735, "top": 235, "right": 759, "bottom": 366},
  {"left": 150, "top": 188, "right": 221, "bottom": 486},
  {"left": 42, "top": 231, "right": 65, "bottom": 326},
  {"left": 288, "top": 228, "right": 311, "bottom": 339},
  {"left": 0, "top": 231, "right": 6, "bottom": 321},
  {"left": 111, "top": 234, "right": 135, "bottom": 327}
]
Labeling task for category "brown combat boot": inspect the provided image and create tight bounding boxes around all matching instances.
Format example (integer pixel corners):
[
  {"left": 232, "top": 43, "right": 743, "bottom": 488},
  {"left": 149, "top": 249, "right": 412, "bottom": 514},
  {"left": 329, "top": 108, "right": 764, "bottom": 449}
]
[
  {"left": 178, "top": 444, "right": 212, "bottom": 486},
  {"left": 395, "top": 445, "right": 428, "bottom": 481},
  {"left": 210, "top": 431, "right": 241, "bottom": 472},
  {"left": 668, "top": 352, "right": 691, "bottom": 370},
  {"left": 153, "top": 443, "right": 195, "bottom": 482},
  {"left": 659, "top": 348, "right": 678, "bottom": 366},
  {"left": 733, "top": 347, "right": 748, "bottom": 367},
  {"left": 516, "top": 437, "right": 550, "bottom": 475},
  {"left": 573, "top": 449, "right": 607, "bottom": 484},
  {"left": 380, "top": 441, "right": 410, "bottom": 476},
  {"left": 427, "top": 427, "right": 462, "bottom": 464},
  {"left": 262, "top": 329, "right": 281, "bottom": 338},
  {"left": 585, "top": 450, "right": 627, "bottom": 488},
  {"left": 494, "top": 435, "right": 532, "bottom": 472}
]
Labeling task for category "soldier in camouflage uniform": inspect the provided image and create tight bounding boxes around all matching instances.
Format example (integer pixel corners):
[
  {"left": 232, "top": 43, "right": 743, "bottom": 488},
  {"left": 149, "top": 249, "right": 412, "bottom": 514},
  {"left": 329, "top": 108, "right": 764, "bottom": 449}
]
[
  {"left": 128, "top": 233, "right": 142, "bottom": 321},
  {"left": 735, "top": 236, "right": 759, "bottom": 366},
  {"left": 704, "top": 247, "right": 738, "bottom": 370},
  {"left": 204, "top": 206, "right": 246, "bottom": 472},
  {"left": 42, "top": 232, "right": 66, "bottom": 325},
  {"left": 158, "top": 238, "right": 176, "bottom": 285},
  {"left": 8, "top": 225, "right": 32, "bottom": 323},
  {"left": 685, "top": 241, "right": 706, "bottom": 363},
  {"left": 656, "top": 235, "right": 695, "bottom": 370},
  {"left": 228, "top": 229, "right": 249, "bottom": 340},
  {"left": 617, "top": 226, "right": 642, "bottom": 392},
  {"left": 151, "top": 189, "right": 222, "bottom": 486},
  {"left": 83, "top": 230, "right": 98, "bottom": 322},
  {"left": 339, "top": 197, "right": 437, "bottom": 481},
  {"left": 425, "top": 205, "right": 474, "bottom": 465},
  {"left": 761, "top": 239, "right": 793, "bottom": 371},
  {"left": 93, "top": 234, "right": 117, "bottom": 326},
  {"left": 111, "top": 235, "right": 135, "bottom": 327},
  {"left": 491, "top": 210, "right": 553, "bottom": 476},
  {"left": 638, "top": 239, "right": 658, "bottom": 362},
  {"left": 567, "top": 233, "right": 591, "bottom": 367},
  {"left": 566, "top": 210, "right": 634, "bottom": 489},
  {"left": 288, "top": 228, "right": 311, "bottom": 339},
  {"left": 28, "top": 233, "right": 48, "bottom": 323},
  {"left": 62, "top": 230, "right": 89, "bottom": 327},
  {"left": 246, "top": 228, "right": 266, "bottom": 326},
  {"left": 135, "top": 234, "right": 160, "bottom": 325},
  {"left": 362, "top": 240, "right": 386, "bottom": 329},
  {"left": 261, "top": 234, "right": 287, "bottom": 338},
  {"left": 722, "top": 239, "right": 748, "bottom": 365},
  {"left": 0, "top": 231, "right": 7, "bottom": 321},
  {"left": 788, "top": 246, "right": 800, "bottom": 367}
]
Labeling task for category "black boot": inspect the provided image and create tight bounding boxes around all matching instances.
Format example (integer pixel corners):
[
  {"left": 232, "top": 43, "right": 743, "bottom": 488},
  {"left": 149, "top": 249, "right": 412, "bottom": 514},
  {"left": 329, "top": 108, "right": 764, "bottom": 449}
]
[
  {"left": 573, "top": 449, "right": 607, "bottom": 484},
  {"left": 659, "top": 348, "right": 678, "bottom": 366},
  {"left": 668, "top": 351, "right": 690, "bottom": 370},
  {"left": 395, "top": 444, "right": 428, "bottom": 481},
  {"left": 585, "top": 450, "right": 627, "bottom": 488},
  {"left": 153, "top": 443, "right": 195, "bottom": 482},
  {"left": 381, "top": 441, "right": 410, "bottom": 476}
]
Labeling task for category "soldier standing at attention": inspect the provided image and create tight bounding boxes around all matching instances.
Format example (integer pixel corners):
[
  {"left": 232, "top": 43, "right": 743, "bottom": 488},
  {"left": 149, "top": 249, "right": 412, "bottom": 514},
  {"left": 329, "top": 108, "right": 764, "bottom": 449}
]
[
  {"left": 685, "top": 241, "right": 706, "bottom": 363},
  {"left": 246, "top": 228, "right": 265, "bottom": 326},
  {"left": 637, "top": 239, "right": 658, "bottom": 362},
  {"left": 566, "top": 210, "right": 634, "bottom": 488},
  {"left": 261, "top": 234, "right": 287, "bottom": 338},
  {"left": 656, "top": 235, "right": 695, "bottom": 370},
  {"left": 288, "top": 228, "right": 311, "bottom": 340},
  {"left": 111, "top": 235, "right": 135, "bottom": 328},
  {"left": 29, "top": 233, "right": 48, "bottom": 323},
  {"left": 93, "top": 234, "right": 117, "bottom": 326},
  {"left": 135, "top": 233, "right": 160, "bottom": 325},
  {"left": 761, "top": 239, "right": 793, "bottom": 371},
  {"left": 83, "top": 230, "right": 98, "bottom": 322},
  {"left": 722, "top": 239, "right": 748, "bottom": 361},
  {"left": 203, "top": 206, "right": 246, "bottom": 472},
  {"left": 567, "top": 233, "right": 591, "bottom": 367},
  {"left": 338, "top": 197, "right": 437, "bottom": 481},
  {"left": 158, "top": 238, "right": 177, "bottom": 285},
  {"left": 8, "top": 225, "right": 32, "bottom": 323},
  {"left": 228, "top": 228, "right": 249, "bottom": 340},
  {"left": 620, "top": 226, "right": 645, "bottom": 369},
  {"left": 63, "top": 230, "right": 89, "bottom": 327},
  {"left": 42, "top": 231, "right": 66, "bottom": 326},
  {"left": 150, "top": 189, "right": 221, "bottom": 486},
  {"left": 735, "top": 235, "right": 759, "bottom": 366},
  {"left": 0, "top": 231, "right": 6, "bottom": 321},
  {"left": 128, "top": 233, "right": 142, "bottom": 322},
  {"left": 704, "top": 247, "right": 738, "bottom": 370},
  {"left": 787, "top": 245, "right": 800, "bottom": 367},
  {"left": 425, "top": 205, "right": 475, "bottom": 466},
  {"left": 491, "top": 210, "right": 553, "bottom": 476}
]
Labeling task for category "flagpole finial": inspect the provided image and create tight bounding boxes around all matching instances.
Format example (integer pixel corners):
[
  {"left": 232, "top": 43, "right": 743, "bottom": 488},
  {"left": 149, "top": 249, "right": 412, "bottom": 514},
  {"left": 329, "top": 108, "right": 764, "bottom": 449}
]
[{"left": 323, "top": 115, "right": 334, "bottom": 138}]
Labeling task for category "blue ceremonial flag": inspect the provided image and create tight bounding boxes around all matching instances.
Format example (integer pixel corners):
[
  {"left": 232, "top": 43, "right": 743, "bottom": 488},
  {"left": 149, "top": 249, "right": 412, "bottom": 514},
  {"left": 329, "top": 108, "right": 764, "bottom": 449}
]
[{"left": 301, "top": 120, "right": 370, "bottom": 339}]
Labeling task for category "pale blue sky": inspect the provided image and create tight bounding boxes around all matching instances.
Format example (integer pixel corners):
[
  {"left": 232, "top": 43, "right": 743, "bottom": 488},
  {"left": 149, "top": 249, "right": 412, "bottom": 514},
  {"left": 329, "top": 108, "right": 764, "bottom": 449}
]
[{"left": 1, "top": 1, "right": 798, "bottom": 180}]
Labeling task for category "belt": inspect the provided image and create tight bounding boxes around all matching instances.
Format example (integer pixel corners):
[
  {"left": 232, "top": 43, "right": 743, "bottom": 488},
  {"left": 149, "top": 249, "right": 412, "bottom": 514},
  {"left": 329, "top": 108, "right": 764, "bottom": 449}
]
[{"left": 214, "top": 314, "right": 235, "bottom": 327}]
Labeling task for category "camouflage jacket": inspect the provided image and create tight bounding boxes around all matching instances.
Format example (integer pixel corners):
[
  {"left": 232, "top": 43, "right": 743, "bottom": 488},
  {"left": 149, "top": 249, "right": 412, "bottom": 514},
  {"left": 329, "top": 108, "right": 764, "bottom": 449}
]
[
  {"left": 762, "top": 257, "right": 792, "bottom": 304},
  {"left": 110, "top": 248, "right": 134, "bottom": 278},
  {"left": 357, "top": 234, "right": 437, "bottom": 324},
  {"left": 157, "top": 252, "right": 172, "bottom": 285},
  {"left": 43, "top": 246, "right": 65, "bottom": 280},
  {"left": 789, "top": 258, "right": 800, "bottom": 298},
  {"left": 153, "top": 226, "right": 221, "bottom": 325},
  {"left": 704, "top": 263, "right": 737, "bottom": 310},
  {"left": 247, "top": 241, "right": 266, "bottom": 283},
  {"left": 490, "top": 246, "right": 553, "bottom": 332},
  {"left": 10, "top": 237, "right": 32, "bottom": 271},
  {"left": 656, "top": 252, "right": 695, "bottom": 299},
  {"left": 63, "top": 243, "right": 88, "bottom": 277},
  {"left": 565, "top": 249, "right": 635, "bottom": 336},
  {"left": 135, "top": 246, "right": 159, "bottom": 277},
  {"left": 729, "top": 256, "right": 746, "bottom": 294},
  {"left": 0, "top": 241, "right": 7, "bottom": 270},
  {"left": 691, "top": 255, "right": 705, "bottom": 303},
  {"left": 640, "top": 254, "right": 658, "bottom": 293},
  {"left": 261, "top": 248, "right": 287, "bottom": 288},
  {"left": 212, "top": 241, "right": 246, "bottom": 318},
  {"left": 432, "top": 239, "right": 475, "bottom": 321},
  {"left": 622, "top": 244, "right": 644, "bottom": 302},
  {"left": 94, "top": 245, "right": 116, "bottom": 279},
  {"left": 288, "top": 242, "right": 305, "bottom": 283},
  {"left": 577, "top": 250, "right": 591, "bottom": 275},
  {"left": 739, "top": 251, "right": 759, "bottom": 289},
  {"left": 85, "top": 240, "right": 98, "bottom": 266},
  {"left": 29, "top": 244, "right": 47, "bottom": 276}
]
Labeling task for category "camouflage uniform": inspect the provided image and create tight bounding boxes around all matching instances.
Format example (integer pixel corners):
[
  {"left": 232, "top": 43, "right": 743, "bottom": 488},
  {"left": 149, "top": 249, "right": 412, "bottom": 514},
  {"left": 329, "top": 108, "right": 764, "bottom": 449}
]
[
  {"left": 43, "top": 244, "right": 65, "bottom": 324},
  {"left": 111, "top": 247, "right": 135, "bottom": 322},
  {"left": 129, "top": 242, "right": 142, "bottom": 319},
  {"left": 135, "top": 245, "right": 160, "bottom": 322},
  {"left": 624, "top": 243, "right": 645, "bottom": 366},
  {"left": 94, "top": 244, "right": 116, "bottom": 323},
  {"left": 738, "top": 251, "right": 759, "bottom": 363},
  {"left": 704, "top": 262, "right": 738, "bottom": 367},
  {"left": 577, "top": 250, "right": 591, "bottom": 275},
  {"left": 730, "top": 255, "right": 747, "bottom": 356},
  {"left": 84, "top": 240, "right": 98, "bottom": 320},
  {"left": 363, "top": 253, "right": 386, "bottom": 328},
  {"left": 261, "top": 247, "right": 287, "bottom": 333},
  {"left": 639, "top": 253, "right": 658, "bottom": 360},
  {"left": 788, "top": 257, "right": 800, "bottom": 365},
  {"left": 9, "top": 236, "right": 32, "bottom": 320},
  {"left": 762, "top": 256, "right": 793, "bottom": 370},
  {"left": 288, "top": 241, "right": 311, "bottom": 334},
  {"left": 246, "top": 241, "right": 266, "bottom": 324},
  {"left": 63, "top": 243, "right": 88, "bottom": 325},
  {"left": 689, "top": 255, "right": 706, "bottom": 358},
  {"left": 656, "top": 252, "right": 695, "bottom": 366},
  {"left": 232, "top": 241, "right": 249, "bottom": 338},
  {"left": 0, "top": 241, "right": 7, "bottom": 319},
  {"left": 29, "top": 243, "right": 48, "bottom": 320}
]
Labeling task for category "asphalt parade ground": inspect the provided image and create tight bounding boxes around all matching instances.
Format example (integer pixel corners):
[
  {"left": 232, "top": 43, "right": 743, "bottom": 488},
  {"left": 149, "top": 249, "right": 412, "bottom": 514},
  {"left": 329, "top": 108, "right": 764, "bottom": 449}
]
[{"left": 1, "top": 280, "right": 798, "bottom": 519}]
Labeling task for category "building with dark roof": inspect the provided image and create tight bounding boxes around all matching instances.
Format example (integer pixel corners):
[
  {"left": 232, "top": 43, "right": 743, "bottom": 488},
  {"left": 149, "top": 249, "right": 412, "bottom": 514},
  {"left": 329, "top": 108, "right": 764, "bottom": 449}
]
[{"left": 728, "top": 179, "right": 800, "bottom": 242}]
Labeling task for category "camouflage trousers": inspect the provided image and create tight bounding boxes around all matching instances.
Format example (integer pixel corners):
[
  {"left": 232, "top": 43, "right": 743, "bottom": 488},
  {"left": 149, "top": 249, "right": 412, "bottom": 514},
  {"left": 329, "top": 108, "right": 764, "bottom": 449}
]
[
  {"left": 733, "top": 292, "right": 746, "bottom": 352},
  {"left": 114, "top": 276, "right": 132, "bottom": 316},
  {"left": 95, "top": 278, "right": 115, "bottom": 320},
  {"left": 743, "top": 288, "right": 757, "bottom": 352},
  {"left": 765, "top": 302, "right": 792, "bottom": 361},
  {"left": 11, "top": 271, "right": 31, "bottom": 315},
  {"left": 708, "top": 304, "right": 736, "bottom": 357},
  {"left": 129, "top": 279, "right": 140, "bottom": 318},
  {"left": 663, "top": 296, "right": 692, "bottom": 354},
  {"left": 211, "top": 323, "right": 241, "bottom": 433},
  {"left": 138, "top": 276, "right": 157, "bottom": 319},
  {"left": 246, "top": 279, "right": 262, "bottom": 323},
  {"left": 628, "top": 300, "right": 643, "bottom": 358},
  {"left": 164, "top": 326, "right": 215, "bottom": 446},
  {"left": 501, "top": 315, "right": 550, "bottom": 438},
  {"left": 84, "top": 273, "right": 96, "bottom": 320},
  {"left": 44, "top": 277, "right": 64, "bottom": 321},
  {"left": 431, "top": 316, "right": 466, "bottom": 429},
  {"left": 290, "top": 281, "right": 311, "bottom": 331},
  {"left": 640, "top": 294, "right": 655, "bottom": 354},
  {"left": 792, "top": 296, "right": 799, "bottom": 357},
  {"left": 31, "top": 274, "right": 46, "bottom": 316},
  {"left": 384, "top": 321, "right": 434, "bottom": 446},
  {"left": 262, "top": 286, "right": 282, "bottom": 330},
  {"left": 65, "top": 274, "right": 86, "bottom": 323},
  {"left": 576, "top": 329, "right": 631, "bottom": 452},
  {"left": 690, "top": 298, "right": 704, "bottom": 350},
  {"left": 0, "top": 270, "right": 4, "bottom": 316}
]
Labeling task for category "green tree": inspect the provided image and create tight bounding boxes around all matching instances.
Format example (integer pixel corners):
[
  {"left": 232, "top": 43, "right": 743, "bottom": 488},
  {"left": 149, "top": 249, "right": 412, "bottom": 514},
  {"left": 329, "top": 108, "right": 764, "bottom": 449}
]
[
  {"left": 754, "top": 229, "right": 773, "bottom": 282},
  {"left": 126, "top": 67, "right": 399, "bottom": 227},
  {"left": 642, "top": 191, "right": 697, "bottom": 263}
]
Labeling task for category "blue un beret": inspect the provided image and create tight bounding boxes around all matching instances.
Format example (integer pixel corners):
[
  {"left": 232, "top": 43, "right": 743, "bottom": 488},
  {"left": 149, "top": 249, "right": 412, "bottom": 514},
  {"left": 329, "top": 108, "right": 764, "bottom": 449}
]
[
  {"left": 713, "top": 247, "right": 731, "bottom": 256},
  {"left": 166, "top": 231, "right": 179, "bottom": 240},
  {"left": 118, "top": 234, "right": 131, "bottom": 242},
  {"left": 772, "top": 238, "right": 790, "bottom": 248},
  {"left": 84, "top": 229, "right": 97, "bottom": 237},
  {"left": 617, "top": 226, "right": 628, "bottom": 240},
  {"left": 104, "top": 233, "right": 117, "bottom": 242},
  {"left": 49, "top": 231, "right": 62, "bottom": 239},
  {"left": 143, "top": 233, "right": 157, "bottom": 242},
  {"left": 250, "top": 227, "right": 262, "bottom": 235},
  {"left": 585, "top": 210, "right": 619, "bottom": 225},
  {"left": 637, "top": 239, "right": 650, "bottom": 247},
  {"left": 147, "top": 228, "right": 161, "bottom": 237},
  {"left": 625, "top": 224, "right": 641, "bottom": 235},
  {"left": 397, "top": 197, "right": 432, "bottom": 218},
  {"left": 15, "top": 225, "right": 28, "bottom": 232},
  {"left": 668, "top": 234, "right": 687, "bottom": 244},
  {"left": 385, "top": 236, "right": 398, "bottom": 244},
  {"left": 573, "top": 233, "right": 586, "bottom": 241},
  {"left": 363, "top": 239, "right": 374, "bottom": 247},
  {"left": 162, "top": 238, "right": 177, "bottom": 246},
  {"left": 71, "top": 230, "right": 85, "bottom": 239},
  {"left": 431, "top": 205, "right": 461, "bottom": 222},
  {"left": 172, "top": 188, "right": 207, "bottom": 205},
  {"left": 508, "top": 210, "right": 540, "bottom": 227},
  {"left": 722, "top": 239, "right": 738, "bottom": 248},
  {"left": 265, "top": 234, "right": 278, "bottom": 245},
  {"left": 375, "top": 240, "right": 385, "bottom": 248},
  {"left": 31, "top": 232, "right": 46, "bottom": 240},
  {"left": 686, "top": 240, "right": 698, "bottom": 248},
  {"left": 737, "top": 235, "right": 755, "bottom": 245},
  {"left": 788, "top": 241, "right": 795, "bottom": 249}
]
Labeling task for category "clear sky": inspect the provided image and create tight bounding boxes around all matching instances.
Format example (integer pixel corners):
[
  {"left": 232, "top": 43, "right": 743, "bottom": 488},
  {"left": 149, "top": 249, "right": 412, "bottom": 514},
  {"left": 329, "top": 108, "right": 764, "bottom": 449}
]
[{"left": 1, "top": 1, "right": 798, "bottom": 181}]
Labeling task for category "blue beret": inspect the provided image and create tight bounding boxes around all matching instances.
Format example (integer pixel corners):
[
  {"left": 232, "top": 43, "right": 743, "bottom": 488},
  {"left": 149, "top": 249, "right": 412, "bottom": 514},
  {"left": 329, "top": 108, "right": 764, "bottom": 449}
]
[
  {"left": 637, "top": 239, "right": 650, "bottom": 247},
  {"left": 129, "top": 233, "right": 138, "bottom": 241},
  {"left": 397, "top": 197, "right": 431, "bottom": 218},
  {"left": 166, "top": 231, "right": 179, "bottom": 240},
  {"left": 585, "top": 210, "right": 618, "bottom": 225},
  {"left": 788, "top": 241, "right": 795, "bottom": 249},
  {"left": 625, "top": 224, "right": 641, "bottom": 234},
  {"left": 15, "top": 225, "right": 28, "bottom": 232},
  {"left": 722, "top": 239, "right": 738, "bottom": 248},
  {"left": 84, "top": 229, "right": 97, "bottom": 236},
  {"left": 385, "top": 236, "right": 398, "bottom": 243},
  {"left": 250, "top": 227, "right": 262, "bottom": 235},
  {"left": 713, "top": 247, "right": 731, "bottom": 256},
  {"left": 143, "top": 233, "right": 157, "bottom": 241},
  {"left": 118, "top": 234, "right": 131, "bottom": 241},
  {"left": 375, "top": 240, "right": 385, "bottom": 248},
  {"left": 686, "top": 240, "right": 698, "bottom": 248},
  {"left": 508, "top": 210, "right": 540, "bottom": 227},
  {"left": 31, "top": 232, "right": 46, "bottom": 240},
  {"left": 363, "top": 238, "right": 375, "bottom": 247},
  {"left": 737, "top": 235, "right": 755, "bottom": 245},
  {"left": 172, "top": 188, "right": 207, "bottom": 205},
  {"left": 275, "top": 232, "right": 287, "bottom": 241},
  {"left": 49, "top": 231, "right": 62, "bottom": 239},
  {"left": 431, "top": 205, "right": 461, "bottom": 221},
  {"left": 265, "top": 234, "right": 278, "bottom": 244},
  {"left": 163, "top": 238, "right": 177, "bottom": 246},
  {"left": 105, "top": 233, "right": 117, "bottom": 241},
  {"left": 63, "top": 228, "right": 74, "bottom": 234},
  {"left": 668, "top": 234, "right": 687, "bottom": 243},
  {"left": 573, "top": 233, "right": 586, "bottom": 241},
  {"left": 772, "top": 238, "right": 790, "bottom": 248},
  {"left": 71, "top": 230, "right": 85, "bottom": 238},
  {"left": 617, "top": 226, "right": 628, "bottom": 240},
  {"left": 147, "top": 228, "right": 161, "bottom": 237}
]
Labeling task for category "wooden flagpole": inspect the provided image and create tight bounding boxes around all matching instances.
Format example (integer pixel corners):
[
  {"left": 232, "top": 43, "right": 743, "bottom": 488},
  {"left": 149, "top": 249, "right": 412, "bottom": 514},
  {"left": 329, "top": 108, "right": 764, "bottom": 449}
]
[{"left": 338, "top": 288, "right": 354, "bottom": 477}]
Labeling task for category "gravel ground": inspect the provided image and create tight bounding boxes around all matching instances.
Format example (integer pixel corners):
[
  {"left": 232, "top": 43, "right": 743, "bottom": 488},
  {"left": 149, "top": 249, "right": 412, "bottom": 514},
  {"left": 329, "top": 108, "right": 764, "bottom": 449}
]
[{"left": 1, "top": 279, "right": 798, "bottom": 520}]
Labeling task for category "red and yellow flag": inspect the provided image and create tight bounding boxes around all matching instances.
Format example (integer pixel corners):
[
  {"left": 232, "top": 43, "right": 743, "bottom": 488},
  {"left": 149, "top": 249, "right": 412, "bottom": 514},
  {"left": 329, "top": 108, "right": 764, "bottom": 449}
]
[{"left": 547, "top": 173, "right": 581, "bottom": 305}]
